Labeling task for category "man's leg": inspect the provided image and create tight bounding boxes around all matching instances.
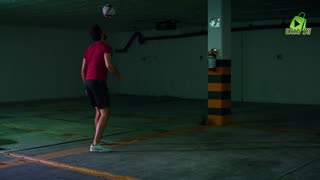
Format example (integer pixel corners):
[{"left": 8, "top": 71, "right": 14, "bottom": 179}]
[
  {"left": 94, "top": 107, "right": 100, "bottom": 128},
  {"left": 93, "top": 108, "right": 111, "bottom": 145},
  {"left": 85, "top": 81, "right": 101, "bottom": 129}
]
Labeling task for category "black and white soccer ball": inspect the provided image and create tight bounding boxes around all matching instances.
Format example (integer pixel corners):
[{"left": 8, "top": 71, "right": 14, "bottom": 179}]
[{"left": 102, "top": 4, "right": 116, "bottom": 17}]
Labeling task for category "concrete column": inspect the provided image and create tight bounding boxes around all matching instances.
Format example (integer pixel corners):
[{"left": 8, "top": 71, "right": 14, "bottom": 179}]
[{"left": 207, "top": 0, "right": 232, "bottom": 125}]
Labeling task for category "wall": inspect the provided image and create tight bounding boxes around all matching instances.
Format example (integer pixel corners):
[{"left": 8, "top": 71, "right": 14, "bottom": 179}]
[
  {"left": 232, "top": 27, "right": 320, "bottom": 104},
  {"left": 107, "top": 28, "right": 208, "bottom": 99},
  {"left": 109, "top": 26, "right": 320, "bottom": 104},
  {"left": 231, "top": 31, "right": 243, "bottom": 101},
  {"left": 1, "top": 24, "right": 319, "bottom": 105},
  {"left": 0, "top": 25, "right": 89, "bottom": 102},
  {"left": 0, "top": 25, "right": 208, "bottom": 102}
]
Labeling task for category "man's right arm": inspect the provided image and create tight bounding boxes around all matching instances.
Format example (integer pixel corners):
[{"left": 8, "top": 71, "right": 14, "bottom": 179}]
[
  {"left": 104, "top": 52, "right": 123, "bottom": 80},
  {"left": 81, "top": 58, "right": 87, "bottom": 82}
]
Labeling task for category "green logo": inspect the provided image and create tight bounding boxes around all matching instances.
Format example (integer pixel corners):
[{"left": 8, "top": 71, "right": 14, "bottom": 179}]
[
  {"left": 285, "top": 12, "right": 312, "bottom": 35},
  {"left": 290, "top": 12, "right": 306, "bottom": 30}
]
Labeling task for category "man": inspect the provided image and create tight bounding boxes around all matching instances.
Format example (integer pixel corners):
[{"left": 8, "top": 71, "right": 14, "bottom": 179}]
[{"left": 81, "top": 24, "right": 122, "bottom": 152}]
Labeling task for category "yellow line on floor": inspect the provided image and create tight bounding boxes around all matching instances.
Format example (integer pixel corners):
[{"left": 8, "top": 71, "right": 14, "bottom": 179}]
[
  {"left": 1, "top": 125, "right": 213, "bottom": 175},
  {"left": 7, "top": 152, "right": 140, "bottom": 180},
  {"left": 36, "top": 147, "right": 88, "bottom": 159},
  {"left": 33, "top": 125, "right": 213, "bottom": 159},
  {"left": 0, "top": 147, "right": 96, "bottom": 168},
  {"left": 113, "top": 125, "right": 213, "bottom": 144},
  {"left": 0, "top": 159, "right": 31, "bottom": 168}
]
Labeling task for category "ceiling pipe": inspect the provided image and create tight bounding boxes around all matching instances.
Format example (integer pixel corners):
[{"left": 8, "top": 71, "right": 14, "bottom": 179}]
[
  {"left": 115, "top": 31, "right": 207, "bottom": 53},
  {"left": 232, "top": 22, "right": 320, "bottom": 31},
  {"left": 115, "top": 22, "right": 320, "bottom": 53},
  {"left": 115, "top": 32, "right": 145, "bottom": 53}
]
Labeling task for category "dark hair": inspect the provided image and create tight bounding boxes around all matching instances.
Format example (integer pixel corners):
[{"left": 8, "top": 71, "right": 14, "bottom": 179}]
[{"left": 90, "top": 24, "right": 102, "bottom": 41}]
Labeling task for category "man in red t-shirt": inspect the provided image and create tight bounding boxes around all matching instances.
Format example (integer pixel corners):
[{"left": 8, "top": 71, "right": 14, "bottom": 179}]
[{"left": 81, "top": 24, "right": 123, "bottom": 152}]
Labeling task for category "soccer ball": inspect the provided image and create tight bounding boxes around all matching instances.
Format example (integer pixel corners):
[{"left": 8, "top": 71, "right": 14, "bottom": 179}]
[{"left": 102, "top": 4, "right": 116, "bottom": 17}]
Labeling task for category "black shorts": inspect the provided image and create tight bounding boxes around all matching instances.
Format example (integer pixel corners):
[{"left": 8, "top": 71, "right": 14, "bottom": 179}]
[{"left": 84, "top": 80, "right": 110, "bottom": 109}]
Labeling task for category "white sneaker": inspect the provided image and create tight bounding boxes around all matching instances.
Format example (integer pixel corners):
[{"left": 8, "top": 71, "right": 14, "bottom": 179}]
[{"left": 90, "top": 144, "right": 112, "bottom": 152}]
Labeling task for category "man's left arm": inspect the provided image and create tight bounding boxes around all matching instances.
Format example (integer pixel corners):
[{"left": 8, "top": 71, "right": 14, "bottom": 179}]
[{"left": 81, "top": 58, "right": 87, "bottom": 82}]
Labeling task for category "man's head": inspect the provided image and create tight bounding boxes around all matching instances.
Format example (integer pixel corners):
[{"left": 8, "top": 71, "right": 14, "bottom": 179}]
[{"left": 90, "top": 24, "right": 107, "bottom": 41}]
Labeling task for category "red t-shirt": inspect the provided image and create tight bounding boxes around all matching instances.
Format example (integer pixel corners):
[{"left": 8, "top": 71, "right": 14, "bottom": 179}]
[{"left": 84, "top": 41, "right": 113, "bottom": 80}]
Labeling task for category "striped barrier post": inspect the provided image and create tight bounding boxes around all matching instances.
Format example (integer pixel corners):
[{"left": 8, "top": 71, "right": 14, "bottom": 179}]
[{"left": 208, "top": 59, "right": 232, "bottom": 125}]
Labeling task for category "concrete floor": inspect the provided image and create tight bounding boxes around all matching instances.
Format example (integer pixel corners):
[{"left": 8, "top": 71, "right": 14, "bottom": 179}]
[{"left": 0, "top": 95, "right": 319, "bottom": 180}]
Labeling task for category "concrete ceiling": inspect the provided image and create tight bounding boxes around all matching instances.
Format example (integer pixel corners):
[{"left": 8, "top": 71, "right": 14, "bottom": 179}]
[{"left": 0, "top": 0, "right": 318, "bottom": 31}]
